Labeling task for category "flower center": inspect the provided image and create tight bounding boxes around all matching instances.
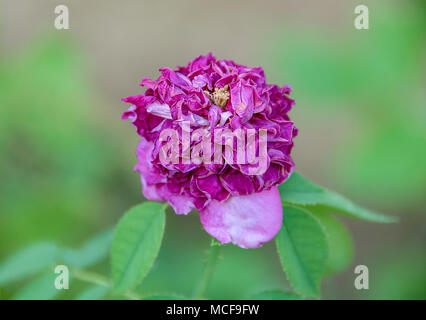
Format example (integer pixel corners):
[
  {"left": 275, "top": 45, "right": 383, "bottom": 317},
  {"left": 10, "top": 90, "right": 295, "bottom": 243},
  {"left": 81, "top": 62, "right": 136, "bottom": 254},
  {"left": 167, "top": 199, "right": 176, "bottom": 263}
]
[{"left": 205, "top": 85, "right": 230, "bottom": 109}]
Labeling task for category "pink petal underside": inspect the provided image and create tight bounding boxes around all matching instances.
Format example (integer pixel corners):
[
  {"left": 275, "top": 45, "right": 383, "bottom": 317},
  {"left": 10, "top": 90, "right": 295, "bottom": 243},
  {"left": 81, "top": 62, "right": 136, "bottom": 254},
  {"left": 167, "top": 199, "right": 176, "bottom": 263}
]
[
  {"left": 200, "top": 186, "right": 283, "bottom": 248},
  {"left": 167, "top": 194, "right": 196, "bottom": 215}
]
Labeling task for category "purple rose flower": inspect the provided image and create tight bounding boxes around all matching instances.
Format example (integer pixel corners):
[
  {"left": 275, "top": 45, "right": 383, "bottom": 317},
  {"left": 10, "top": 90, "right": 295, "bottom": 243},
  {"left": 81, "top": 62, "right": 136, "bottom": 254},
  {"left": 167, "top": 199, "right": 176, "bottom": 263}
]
[{"left": 122, "top": 53, "right": 297, "bottom": 248}]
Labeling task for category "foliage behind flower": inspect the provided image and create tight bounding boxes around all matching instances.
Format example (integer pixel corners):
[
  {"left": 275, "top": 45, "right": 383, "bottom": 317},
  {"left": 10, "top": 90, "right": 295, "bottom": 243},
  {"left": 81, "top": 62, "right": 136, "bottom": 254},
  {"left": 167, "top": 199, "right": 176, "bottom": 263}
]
[{"left": 123, "top": 53, "right": 297, "bottom": 248}]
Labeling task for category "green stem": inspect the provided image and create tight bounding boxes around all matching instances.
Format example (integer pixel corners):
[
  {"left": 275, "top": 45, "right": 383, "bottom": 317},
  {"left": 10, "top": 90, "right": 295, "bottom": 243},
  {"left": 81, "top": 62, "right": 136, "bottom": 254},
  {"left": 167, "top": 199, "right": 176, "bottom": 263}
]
[
  {"left": 193, "top": 242, "right": 221, "bottom": 299},
  {"left": 72, "top": 269, "right": 111, "bottom": 287},
  {"left": 72, "top": 269, "right": 141, "bottom": 300}
]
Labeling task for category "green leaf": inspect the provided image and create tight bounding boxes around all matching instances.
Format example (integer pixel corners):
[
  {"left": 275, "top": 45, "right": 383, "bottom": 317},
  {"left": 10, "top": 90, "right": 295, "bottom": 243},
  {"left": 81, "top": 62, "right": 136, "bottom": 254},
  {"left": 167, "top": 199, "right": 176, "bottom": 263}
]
[
  {"left": 311, "top": 209, "right": 354, "bottom": 274},
  {"left": 250, "top": 290, "right": 303, "bottom": 300},
  {"left": 275, "top": 206, "right": 328, "bottom": 297},
  {"left": 75, "top": 284, "right": 110, "bottom": 300},
  {"left": 12, "top": 272, "right": 60, "bottom": 300},
  {"left": 0, "top": 242, "right": 57, "bottom": 285},
  {"left": 111, "top": 202, "right": 166, "bottom": 293},
  {"left": 278, "top": 172, "right": 396, "bottom": 223},
  {"left": 59, "top": 228, "right": 114, "bottom": 268}
]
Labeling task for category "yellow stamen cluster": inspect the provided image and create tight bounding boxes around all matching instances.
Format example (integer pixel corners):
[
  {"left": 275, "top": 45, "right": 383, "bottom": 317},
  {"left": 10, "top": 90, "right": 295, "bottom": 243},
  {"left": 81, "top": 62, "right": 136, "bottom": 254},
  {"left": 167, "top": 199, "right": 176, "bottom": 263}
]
[{"left": 205, "top": 85, "right": 230, "bottom": 109}]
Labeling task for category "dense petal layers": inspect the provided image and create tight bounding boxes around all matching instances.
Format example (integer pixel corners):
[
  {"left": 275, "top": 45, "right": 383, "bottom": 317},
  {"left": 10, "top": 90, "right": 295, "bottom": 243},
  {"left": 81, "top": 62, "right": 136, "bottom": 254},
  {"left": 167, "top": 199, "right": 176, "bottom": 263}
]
[
  {"left": 123, "top": 53, "right": 297, "bottom": 248},
  {"left": 200, "top": 187, "right": 283, "bottom": 248}
]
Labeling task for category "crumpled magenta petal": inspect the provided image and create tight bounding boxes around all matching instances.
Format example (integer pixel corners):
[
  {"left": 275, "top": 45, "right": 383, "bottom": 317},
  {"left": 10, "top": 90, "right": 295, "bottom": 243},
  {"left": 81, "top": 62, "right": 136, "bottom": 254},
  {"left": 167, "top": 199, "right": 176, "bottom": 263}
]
[{"left": 199, "top": 187, "right": 283, "bottom": 248}]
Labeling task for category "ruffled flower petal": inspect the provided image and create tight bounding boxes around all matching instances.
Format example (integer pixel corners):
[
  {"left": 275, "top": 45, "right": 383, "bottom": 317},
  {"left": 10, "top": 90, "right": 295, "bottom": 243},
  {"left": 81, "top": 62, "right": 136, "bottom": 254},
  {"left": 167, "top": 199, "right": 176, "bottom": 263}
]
[{"left": 124, "top": 53, "right": 297, "bottom": 248}]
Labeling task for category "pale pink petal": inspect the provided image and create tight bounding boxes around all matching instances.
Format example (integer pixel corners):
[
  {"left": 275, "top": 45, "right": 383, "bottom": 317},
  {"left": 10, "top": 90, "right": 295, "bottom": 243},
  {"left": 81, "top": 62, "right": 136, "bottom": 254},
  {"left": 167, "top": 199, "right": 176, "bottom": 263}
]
[
  {"left": 146, "top": 102, "right": 172, "bottom": 119},
  {"left": 200, "top": 187, "right": 283, "bottom": 248}
]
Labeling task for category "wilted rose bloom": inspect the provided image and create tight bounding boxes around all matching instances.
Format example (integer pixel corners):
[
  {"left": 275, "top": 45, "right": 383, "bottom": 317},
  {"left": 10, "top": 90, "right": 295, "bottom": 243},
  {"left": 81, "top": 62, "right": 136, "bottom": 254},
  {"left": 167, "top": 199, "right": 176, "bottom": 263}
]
[{"left": 122, "top": 53, "right": 297, "bottom": 248}]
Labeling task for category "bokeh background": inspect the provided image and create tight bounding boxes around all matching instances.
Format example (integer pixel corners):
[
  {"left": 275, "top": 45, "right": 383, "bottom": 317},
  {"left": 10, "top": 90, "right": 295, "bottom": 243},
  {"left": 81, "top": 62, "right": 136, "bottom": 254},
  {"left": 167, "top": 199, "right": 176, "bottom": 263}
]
[{"left": 0, "top": 0, "right": 425, "bottom": 299}]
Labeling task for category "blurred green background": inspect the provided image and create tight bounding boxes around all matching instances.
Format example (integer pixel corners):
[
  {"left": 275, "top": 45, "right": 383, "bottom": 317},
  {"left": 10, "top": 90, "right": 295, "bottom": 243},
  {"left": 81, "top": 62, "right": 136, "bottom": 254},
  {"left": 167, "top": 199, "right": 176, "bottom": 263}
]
[{"left": 0, "top": 0, "right": 425, "bottom": 299}]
